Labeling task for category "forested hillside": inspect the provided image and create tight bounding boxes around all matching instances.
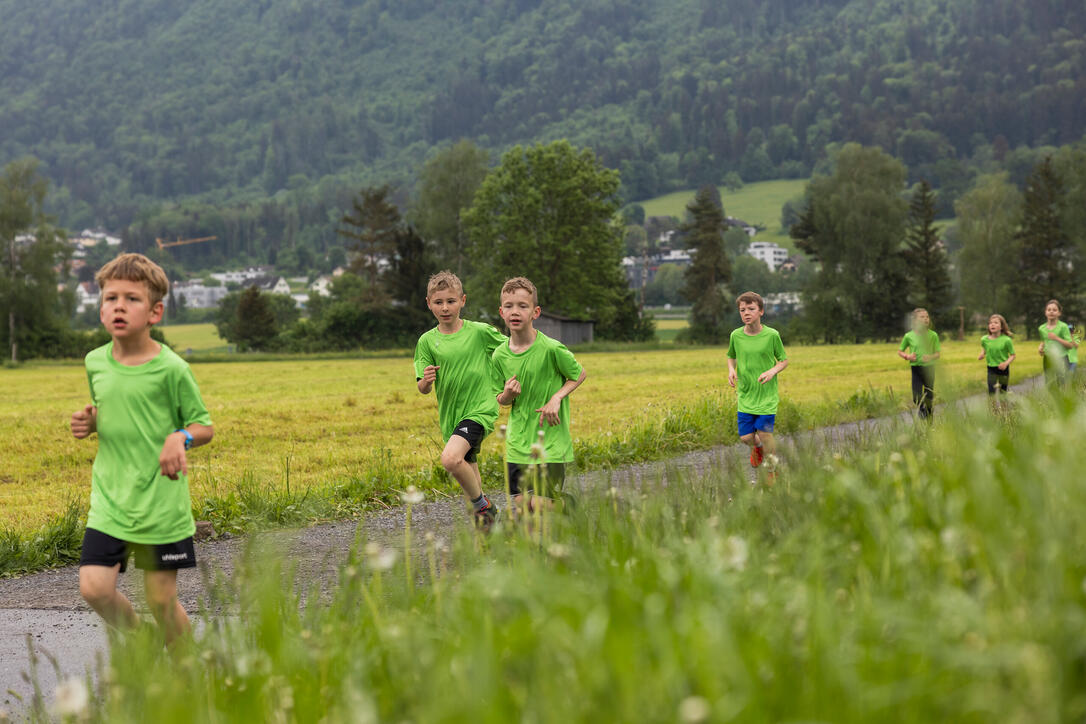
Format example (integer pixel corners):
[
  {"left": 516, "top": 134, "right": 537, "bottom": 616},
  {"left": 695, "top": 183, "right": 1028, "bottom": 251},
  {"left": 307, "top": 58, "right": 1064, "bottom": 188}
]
[{"left": 2, "top": 0, "right": 1083, "bottom": 243}]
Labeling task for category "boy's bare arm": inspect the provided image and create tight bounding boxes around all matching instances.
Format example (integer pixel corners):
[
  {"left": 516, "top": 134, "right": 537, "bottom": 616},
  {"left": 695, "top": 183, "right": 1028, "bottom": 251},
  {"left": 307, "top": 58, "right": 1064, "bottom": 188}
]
[
  {"left": 70, "top": 404, "right": 97, "bottom": 439},
  {"left": 898, "top": 349, "right": 916, "bottom": 362},
  {"left": 758, "top": 358, "right": 789, "bottom": 384},
  {"left": 497, "top": 375, "right": 521, "bottom": 406},
  {"left": 727, "top": 358, "right": 738, "bottom": 387},
  {"left": 417, "top": 365, "right": 439, "bottom": 394},
  {"left": 536, "top": 369, "right": 586, "bottom": 426},
  {"left": 159, "top": 423, "right": 214, "bottom": 481},
  {"left": 920, "top": 351, "right": 940, "bottom": 363}
]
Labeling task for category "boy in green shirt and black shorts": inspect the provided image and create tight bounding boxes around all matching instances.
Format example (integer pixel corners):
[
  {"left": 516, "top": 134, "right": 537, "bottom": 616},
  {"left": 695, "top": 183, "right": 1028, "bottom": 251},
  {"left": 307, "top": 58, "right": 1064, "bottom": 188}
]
[
  {"left": 70, "top": 253, "right": 214, "bottom": 647},
  {"left": 492, "top": 277, "right": 586, "bottom": 511},
  {"left": 414, "top": 271, "right": 507, "bottom": 530},
  {"left": 897, "top": 308, "right": 940, "bottom": 420},
  {"left": 727, "top": 291, "right": 788, "bottom": 483}
]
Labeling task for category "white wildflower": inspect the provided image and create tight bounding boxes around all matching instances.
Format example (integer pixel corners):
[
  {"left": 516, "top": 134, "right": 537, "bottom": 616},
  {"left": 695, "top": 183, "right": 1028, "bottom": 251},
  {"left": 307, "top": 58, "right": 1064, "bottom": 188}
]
[
  {"left": 530, "top": 442, "right": 545, "bottom": 460},
  {"left": 497, "top": 424, "right": 507, "bottom": 440},
  {"left": 52, "top": 677, "right": 89, "bottom": 718},
  {"left": 364, "top": 542, "right": 396, "bottom": 571},
  {"left": 889, "top": 452, "right": 904, "bottom": 464},
  {"left": 400, "top": 485, "right": 424, "bottom": 504},
  {"left": 679, "top": 696, "right": 711, "bottom": 723},
  {"left": 547, "top": 543, "right": 570, "bottom": 560},
  {"left": 722, "top": 535, "right": 749, "bottom": 571}
]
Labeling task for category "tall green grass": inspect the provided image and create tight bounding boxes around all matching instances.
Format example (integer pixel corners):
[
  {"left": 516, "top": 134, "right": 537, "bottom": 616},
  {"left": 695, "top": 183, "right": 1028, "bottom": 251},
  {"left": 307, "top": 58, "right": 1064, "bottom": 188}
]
[{"left": 34, "top": 389, "right": 1086, "bottom": 722}]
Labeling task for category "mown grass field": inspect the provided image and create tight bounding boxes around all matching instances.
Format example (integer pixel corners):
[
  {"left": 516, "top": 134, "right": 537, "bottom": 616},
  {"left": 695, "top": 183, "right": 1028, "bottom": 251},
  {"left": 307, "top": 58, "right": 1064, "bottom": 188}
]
[
  {"left": 159, "top": 323, "right": 228, "bottom": 353},
  {"left": 639, "top": 179, "right": 806, "bottom": 237},
  {"left": 1, "top": 340, "right": 1043, "bottom": 538},
  {"left": 74, "top": 391, "right": 1086, "bottom": 723}
]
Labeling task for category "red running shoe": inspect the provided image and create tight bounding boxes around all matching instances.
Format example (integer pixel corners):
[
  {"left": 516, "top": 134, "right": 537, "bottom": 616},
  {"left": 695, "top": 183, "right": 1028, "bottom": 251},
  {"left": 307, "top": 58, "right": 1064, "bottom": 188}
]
[{"left": 750, "top": 445, "right": 764, "bottom": 468}]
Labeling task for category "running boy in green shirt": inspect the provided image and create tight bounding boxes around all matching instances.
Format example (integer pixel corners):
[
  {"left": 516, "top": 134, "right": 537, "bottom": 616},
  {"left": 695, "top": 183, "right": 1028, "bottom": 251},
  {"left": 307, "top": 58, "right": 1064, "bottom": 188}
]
[
  {"left": 414, "top": 271, "right": 506, "bottom": 530},
  {"left": 70, "top": 253, "right": 214, "bottom": 647},
  {"left": 492, "top": 277, "right": 586, "bottom": 512},
  {"left": 897, "top": 308, "right": 940, "bottom": 420},
  {"left": 727, "top": 291, "right": 788, "bottom": 483}
]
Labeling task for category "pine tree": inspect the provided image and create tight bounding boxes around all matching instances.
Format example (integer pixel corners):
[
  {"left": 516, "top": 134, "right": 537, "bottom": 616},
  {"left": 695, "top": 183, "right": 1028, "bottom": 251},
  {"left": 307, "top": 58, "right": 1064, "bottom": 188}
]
[
  {"left": 338, "top": 186, "right": 401, "bottom": 307},
  {"left": 680, "top": 185, "right": 731, "bottom": 343},
  {"left": 234, "top": 285, "right": 277, "bottom": 351},
  {"left": 902, "top": 180, "right": 953, "bottom": 328},
  {"left": 1013, "top": 157, "right": 1080, "bottom": 335}
]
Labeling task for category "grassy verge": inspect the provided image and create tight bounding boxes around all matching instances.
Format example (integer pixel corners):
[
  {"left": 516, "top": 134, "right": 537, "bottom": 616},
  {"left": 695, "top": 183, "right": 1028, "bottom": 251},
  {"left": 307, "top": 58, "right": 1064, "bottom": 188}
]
[{"left": 31, "top": 389, "right": 1086, "bottom": 722}]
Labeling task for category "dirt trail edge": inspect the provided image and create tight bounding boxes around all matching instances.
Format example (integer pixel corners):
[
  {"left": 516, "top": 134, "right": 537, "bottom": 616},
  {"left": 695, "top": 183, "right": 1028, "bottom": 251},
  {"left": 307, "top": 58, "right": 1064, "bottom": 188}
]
[{"left": 0, "top": 379, "right": 1039, "bottom": 712}]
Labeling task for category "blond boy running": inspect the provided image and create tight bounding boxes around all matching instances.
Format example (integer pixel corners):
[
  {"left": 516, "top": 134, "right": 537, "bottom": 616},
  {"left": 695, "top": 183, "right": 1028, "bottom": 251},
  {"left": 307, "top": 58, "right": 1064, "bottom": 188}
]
[
  {"left": 414, "top": 271, "right": 506, "bottom": 529},
  {"left": 71, "top": 253, "right": 214, "bottom": 647},
  {"left": 492, "top": 277, "right": 586, "bottom": 510},
  {"left": 727, "top": 291, "right": 789, "bottom": 482}
]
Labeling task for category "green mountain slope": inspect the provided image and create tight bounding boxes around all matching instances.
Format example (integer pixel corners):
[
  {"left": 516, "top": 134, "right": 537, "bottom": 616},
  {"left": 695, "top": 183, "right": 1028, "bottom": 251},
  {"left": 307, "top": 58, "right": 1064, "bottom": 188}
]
[{"left": 1, "top": 0, "right": 1083, "bottom": 235}]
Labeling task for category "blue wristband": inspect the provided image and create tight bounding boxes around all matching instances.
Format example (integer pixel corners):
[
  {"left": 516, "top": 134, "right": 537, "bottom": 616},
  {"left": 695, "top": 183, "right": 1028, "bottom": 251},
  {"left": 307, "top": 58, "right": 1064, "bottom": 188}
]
[{"left": 175, "top": 428, "right": 193, "bottom": 450}]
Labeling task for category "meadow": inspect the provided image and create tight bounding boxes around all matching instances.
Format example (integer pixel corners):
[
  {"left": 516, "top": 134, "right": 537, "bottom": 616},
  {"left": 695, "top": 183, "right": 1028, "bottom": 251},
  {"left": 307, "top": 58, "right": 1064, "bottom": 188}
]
[
  {"left": 38, "top": 388, "right": 1086, "bottom": 723},
  {"left": 639, "top": 179, "right": 806, "bottom": 237},
  {"left": 0, "top": 339, "right": 1043, "bottom": 557}
]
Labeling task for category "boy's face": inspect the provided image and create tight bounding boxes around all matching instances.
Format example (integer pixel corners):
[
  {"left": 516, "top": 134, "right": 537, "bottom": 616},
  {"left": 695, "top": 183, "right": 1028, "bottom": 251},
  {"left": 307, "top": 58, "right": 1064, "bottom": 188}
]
[
  {"left": 499, "top": 288, "right": 540, "bottom": 331},
  {"left": 737, "top": 301, "right": 763, "bottom": 325},
  {"left": 100, "top": 279, "right": 163, "bottom": 339},
  {"left": 426, "top": 288, "right": 466, "bottom": 325},
  {"left": 1045, "top": 303, "right": 1060, "bottom": 321},
  {"left": 913, "top": 311, "right": 930, "bottom": 329}
]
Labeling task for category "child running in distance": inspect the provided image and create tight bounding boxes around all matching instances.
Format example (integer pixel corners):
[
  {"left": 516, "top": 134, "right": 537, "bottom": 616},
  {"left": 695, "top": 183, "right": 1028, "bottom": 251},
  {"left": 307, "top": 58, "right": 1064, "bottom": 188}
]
[
  {"left": 1037, "top": 299, "right": 1075, "bottom": 386},
  {"left": 897, "top": 308, "right": 940, "bottom": 420},
  {"left": 727, "top": 291, "right": 789, "bottom": 484},
  {"left": 978, "top": 313, "right": 1015, "bottom": 408}
]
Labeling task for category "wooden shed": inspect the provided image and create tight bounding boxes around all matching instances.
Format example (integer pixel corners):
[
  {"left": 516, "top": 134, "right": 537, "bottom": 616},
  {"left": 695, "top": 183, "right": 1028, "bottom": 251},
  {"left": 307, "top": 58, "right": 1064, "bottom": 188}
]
[{"left": 536, "top": 311, "right": 594, "bottom": 346}]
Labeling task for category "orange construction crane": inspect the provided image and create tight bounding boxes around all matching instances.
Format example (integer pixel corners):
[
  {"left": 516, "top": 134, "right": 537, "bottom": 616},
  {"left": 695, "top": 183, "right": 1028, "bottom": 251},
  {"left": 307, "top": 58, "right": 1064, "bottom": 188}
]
[{"left": 155, "top": 235, "right": 218, "bottom": 250}]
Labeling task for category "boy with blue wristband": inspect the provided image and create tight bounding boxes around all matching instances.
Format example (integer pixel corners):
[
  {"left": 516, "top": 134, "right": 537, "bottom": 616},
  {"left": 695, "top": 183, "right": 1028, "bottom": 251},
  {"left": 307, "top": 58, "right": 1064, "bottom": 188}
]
[
  {"left": 727, "top": 291, "right": 789, "bottom": 483},
  {"left": 70, "top": 253, "right": 213, "bottom": 647}
]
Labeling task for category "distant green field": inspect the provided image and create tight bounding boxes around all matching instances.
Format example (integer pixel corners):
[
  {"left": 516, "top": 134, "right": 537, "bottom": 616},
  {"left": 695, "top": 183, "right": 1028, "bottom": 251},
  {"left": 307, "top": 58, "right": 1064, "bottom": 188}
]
[
  {"left": 639, "top": 179, "right": 807, "bottom": 239},
  {"left": 654, "top": 317, "right": 688, "bottom": 342},
  {"left": 160, "top": 323, "right": 228, "bottom": 353}
]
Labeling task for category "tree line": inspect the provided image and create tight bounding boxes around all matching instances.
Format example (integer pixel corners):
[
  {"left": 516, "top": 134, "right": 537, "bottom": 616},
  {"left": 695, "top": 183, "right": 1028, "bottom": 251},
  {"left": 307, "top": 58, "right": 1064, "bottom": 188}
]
[{"left": 2, "top": 0, "right": 1083, "bottom": 248}]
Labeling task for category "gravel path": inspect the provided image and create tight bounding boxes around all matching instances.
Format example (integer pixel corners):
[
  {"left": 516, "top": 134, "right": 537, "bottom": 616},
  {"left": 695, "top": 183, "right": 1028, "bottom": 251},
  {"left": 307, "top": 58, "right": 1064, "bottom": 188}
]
[{"left": 0, "top": 378, "right": 1039, "bottom": 714}]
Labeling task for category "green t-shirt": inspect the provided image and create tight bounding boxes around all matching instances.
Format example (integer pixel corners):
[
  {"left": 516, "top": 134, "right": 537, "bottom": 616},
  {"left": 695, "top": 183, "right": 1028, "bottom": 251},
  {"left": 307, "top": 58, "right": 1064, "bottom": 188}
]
[
  {"left": 899, "top": 329, "right": 940, "bottom": 367},
  {"left": 1038, "top": 321, "right": 1073, "bottom": 363},
  {"left": 727, "top": 325, "right": 787, "bottom": 415},
  {"left": 1070, "top": 331, "right": 1080, "bottom": 365},
  {"left": 85, "top": 342, "right": 212, "bottom": 544},
  {"left": 491, "top": 331, "right": 584, "bottom": 464},
  {"left": 981, "top": 334, "right": 1015, "bottom": 367},
  {"left": 414, "top": 320, "right": 506, "bottom": 440}
]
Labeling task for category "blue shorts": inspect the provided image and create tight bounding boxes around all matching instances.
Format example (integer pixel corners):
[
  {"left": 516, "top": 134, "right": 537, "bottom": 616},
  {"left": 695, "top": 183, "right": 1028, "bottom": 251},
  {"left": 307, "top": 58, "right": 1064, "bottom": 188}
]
[{"left": 737, "top": 412, "right": 775, "bottom": 436}]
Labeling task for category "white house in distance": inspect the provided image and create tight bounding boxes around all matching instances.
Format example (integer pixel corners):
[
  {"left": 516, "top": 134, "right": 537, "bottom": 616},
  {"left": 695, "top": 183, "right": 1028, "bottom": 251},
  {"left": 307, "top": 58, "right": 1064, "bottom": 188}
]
[
  {"left": 172, "top": 280, "right": 229, "bottom": 309},
  {"left": 748, "top": 241, "right": 789, "bottom": 271}
]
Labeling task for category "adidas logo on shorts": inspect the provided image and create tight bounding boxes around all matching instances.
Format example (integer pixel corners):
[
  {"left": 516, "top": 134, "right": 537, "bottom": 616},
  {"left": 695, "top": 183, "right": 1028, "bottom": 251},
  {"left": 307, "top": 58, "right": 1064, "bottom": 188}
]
[{"left": 459, "top": 427, "right": 469, "bottom": 433}]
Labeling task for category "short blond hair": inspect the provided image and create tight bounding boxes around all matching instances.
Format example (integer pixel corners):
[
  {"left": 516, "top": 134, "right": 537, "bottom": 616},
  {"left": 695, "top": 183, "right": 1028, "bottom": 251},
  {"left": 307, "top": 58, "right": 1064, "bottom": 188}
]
[
  {"left": 500, "top": 276, "right": 538, "bottom": 306},
  {"left": 735, "top": 291, "right": 764, "bottom": 311},
  {"left": 427, "top": 270, "right": 463, "bottom": 298},
  {"left": 95, "top": 253, "right": 169, "bottom": 305}
]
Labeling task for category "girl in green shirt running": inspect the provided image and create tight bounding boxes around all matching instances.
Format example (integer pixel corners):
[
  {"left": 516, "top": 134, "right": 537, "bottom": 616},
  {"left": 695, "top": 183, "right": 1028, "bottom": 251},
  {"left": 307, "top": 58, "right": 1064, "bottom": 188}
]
[{"left": 1036, "top": 299, "right": 1076, "bottom": 386}]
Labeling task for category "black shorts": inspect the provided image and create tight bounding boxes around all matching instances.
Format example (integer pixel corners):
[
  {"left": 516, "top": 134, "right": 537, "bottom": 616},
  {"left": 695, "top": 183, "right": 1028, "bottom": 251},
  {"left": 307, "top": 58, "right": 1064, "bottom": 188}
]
[
  {"left": 450, "top": 419, "right": 487, "bottom": 463},
  {"left": 507, "top": 462, "right": 566, "bottom": 497},
  {"left": 79, "top": 527, "right": 197, "bottom": 573},
  {"left": 986, "top": 365, "right": 1010, "bottom": 394}
]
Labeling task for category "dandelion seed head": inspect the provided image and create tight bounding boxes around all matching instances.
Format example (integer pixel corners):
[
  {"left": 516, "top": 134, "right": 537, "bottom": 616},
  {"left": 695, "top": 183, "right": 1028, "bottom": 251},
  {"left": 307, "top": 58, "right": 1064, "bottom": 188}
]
[
  {"left": 679, "top": 696, "right": 711, "bottom": 723},
  {"left": 364, "top": 544, "right": 396, "bottom": 571},
  {"left": 530, "top": 442, "right": 545, "bottom": 460},
  {"left": 497, "top": 424, "right": 507, "bottom": 440},
  {"left": 889, "top": 452, "right": 904, "bottom": 464},
  {"left": 52, "top": 677, "right": 89, "bottom": 718},
  {"left": 424, "top": 531, "right": 435, "bottom": 542},
  {"left": 400, "top": 485, "right": 424, "bottom": 504},
  {"left": 547, "top": 543, "right": 570, "bottom": 560},
  {"left": 723, "top": 536, "right": 748, "bottom": 571}
]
